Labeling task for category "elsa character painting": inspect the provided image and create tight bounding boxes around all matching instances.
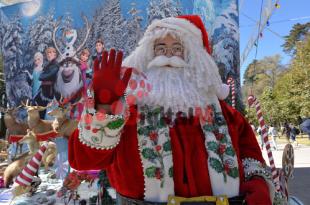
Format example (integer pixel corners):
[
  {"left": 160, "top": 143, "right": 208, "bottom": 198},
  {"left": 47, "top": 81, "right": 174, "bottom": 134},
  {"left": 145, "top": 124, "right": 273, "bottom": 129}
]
[{"left": 24, "top": 52, "right": 44, "bottom": 99}]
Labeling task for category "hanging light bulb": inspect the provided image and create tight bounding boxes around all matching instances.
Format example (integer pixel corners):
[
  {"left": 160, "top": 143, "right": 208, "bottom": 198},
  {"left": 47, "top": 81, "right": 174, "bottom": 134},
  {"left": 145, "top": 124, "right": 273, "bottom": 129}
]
[{"left": 275, "top": 3, "right": 280, "bottom": 9}]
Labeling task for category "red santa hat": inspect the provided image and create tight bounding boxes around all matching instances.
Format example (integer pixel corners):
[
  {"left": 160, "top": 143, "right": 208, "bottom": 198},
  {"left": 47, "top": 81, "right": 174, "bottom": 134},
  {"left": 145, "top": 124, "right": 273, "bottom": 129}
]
[
  {"left": 146, "top": 15, "right": 212, "bottom": 54},
  {"left": 15, "top": 143, "right": 48, "bottom": 186},
  {"left": 177, "top": 15, "right": 212, "bottom": 54}
]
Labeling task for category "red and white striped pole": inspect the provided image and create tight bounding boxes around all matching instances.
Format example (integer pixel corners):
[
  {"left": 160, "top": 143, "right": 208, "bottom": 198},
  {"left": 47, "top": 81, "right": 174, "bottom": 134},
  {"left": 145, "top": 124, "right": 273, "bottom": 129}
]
[
  {"left": 227, "top": 77, "right": 236, "bottom": 108},
  {"left": 15, "top": 143, "right": 48, "bottom": 186},
  {"left": 248, "top": 95, "right": 280, "bottom": 191}
]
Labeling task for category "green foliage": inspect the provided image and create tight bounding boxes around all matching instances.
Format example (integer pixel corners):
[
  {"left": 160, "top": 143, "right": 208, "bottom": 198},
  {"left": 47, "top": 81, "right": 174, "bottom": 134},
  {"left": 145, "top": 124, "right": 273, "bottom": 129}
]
[
  {"left": 244, "top": 37, "right": 310, "bottom": 126},
  {"left": 274, "top": 37, "right": 310, "bottom": 122},
  {"left": 282, "top": 22, "right": 310, "bottom": 55},
  {"left": 242, "top": 55, "right": 286, "bottom": 105}
]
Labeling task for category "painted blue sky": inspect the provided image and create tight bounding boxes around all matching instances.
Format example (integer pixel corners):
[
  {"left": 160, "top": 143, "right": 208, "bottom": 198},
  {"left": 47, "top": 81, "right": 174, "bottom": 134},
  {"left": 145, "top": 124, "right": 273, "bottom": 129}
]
[
  {"left": 240, "top": 0, "right": 310, "bottom": 83},
  {"left": 0, "top": 0, "right": 192, "bottom": 28}
]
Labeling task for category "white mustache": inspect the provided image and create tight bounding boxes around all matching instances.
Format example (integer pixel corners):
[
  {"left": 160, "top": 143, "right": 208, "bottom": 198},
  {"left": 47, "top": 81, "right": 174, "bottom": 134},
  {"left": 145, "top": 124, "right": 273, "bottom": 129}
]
[{"left": 147, "top": 55, "right": 188, "bottom": 69}]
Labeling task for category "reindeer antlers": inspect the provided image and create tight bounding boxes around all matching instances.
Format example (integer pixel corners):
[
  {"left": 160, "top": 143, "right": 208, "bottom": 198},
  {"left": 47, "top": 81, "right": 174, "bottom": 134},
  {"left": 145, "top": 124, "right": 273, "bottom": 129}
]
[
  {"left": 75, "top": 14, "right": 91, "bottom": 56},
  {"left": 52, "top": 16, "right": 63, "bottom": 57}
]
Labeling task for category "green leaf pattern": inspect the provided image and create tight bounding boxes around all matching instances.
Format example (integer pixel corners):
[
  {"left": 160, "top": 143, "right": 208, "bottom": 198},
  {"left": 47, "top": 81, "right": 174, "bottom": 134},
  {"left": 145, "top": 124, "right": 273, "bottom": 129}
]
[
  {"left": 203, "top": 104, "right": 239, "bottom": 182},
  {"left": 138, "top": 106, "right": 173, "bottom": 187}
]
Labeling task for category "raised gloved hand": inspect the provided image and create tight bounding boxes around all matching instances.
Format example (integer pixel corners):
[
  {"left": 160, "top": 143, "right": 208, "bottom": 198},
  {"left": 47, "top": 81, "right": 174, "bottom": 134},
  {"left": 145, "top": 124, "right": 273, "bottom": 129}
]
[
  {"left": 240, "top": 177, "right": 272, "bottom": 205},
  {"left": 93, "top": 49, "right": 132, "bottom": 105}
]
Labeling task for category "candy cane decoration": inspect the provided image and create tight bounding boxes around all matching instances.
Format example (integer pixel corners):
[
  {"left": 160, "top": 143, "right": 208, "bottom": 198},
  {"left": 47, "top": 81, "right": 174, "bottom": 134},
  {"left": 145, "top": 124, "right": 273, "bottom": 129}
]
[
  {"left": 15, "top": 142, "right": 48, "bottom": 186},
  {"left": 248, "top": 95, "right": 280, "bottom": 191},
  {"left": 227, "top": 77, "right": 236, "bottom": 108}
]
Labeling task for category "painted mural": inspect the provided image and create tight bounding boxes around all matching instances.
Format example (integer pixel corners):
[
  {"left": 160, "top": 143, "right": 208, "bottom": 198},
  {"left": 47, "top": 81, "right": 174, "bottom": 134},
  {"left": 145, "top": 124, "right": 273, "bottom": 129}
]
[{"left": 0, "top": 0, "right": 240, "bottom": 108}]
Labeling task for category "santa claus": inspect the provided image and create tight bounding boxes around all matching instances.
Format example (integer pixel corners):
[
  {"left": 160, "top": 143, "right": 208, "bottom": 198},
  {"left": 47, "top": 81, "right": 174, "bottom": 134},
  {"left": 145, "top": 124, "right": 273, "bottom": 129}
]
[{"left": 68, "top": 16, "right": 282, "bottom": 205}]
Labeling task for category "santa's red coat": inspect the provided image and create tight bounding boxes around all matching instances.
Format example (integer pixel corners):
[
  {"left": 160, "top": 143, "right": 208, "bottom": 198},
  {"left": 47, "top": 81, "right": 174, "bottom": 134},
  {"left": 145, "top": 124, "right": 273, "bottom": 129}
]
[{"left": 68, "top": 101, "right": 264, "bottom": 199}]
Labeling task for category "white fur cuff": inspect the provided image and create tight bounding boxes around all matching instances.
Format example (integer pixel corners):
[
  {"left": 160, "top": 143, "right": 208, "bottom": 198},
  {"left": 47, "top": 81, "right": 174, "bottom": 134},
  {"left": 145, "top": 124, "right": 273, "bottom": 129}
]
[
  {"left": 78, "top": 111, "right": 125, "bottom": 150},
  {"left": 242, "top": 158, "right": 277, "bottom": 204}
]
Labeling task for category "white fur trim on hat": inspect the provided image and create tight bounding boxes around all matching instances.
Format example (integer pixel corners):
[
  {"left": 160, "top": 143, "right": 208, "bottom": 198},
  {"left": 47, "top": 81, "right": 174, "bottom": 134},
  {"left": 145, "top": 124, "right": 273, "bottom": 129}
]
[
  {"left": 146, "top": 17, "right": 204, "bottom": 47},
  {"left": 216, "top": 84, "right": 230, "bottom": 100}
]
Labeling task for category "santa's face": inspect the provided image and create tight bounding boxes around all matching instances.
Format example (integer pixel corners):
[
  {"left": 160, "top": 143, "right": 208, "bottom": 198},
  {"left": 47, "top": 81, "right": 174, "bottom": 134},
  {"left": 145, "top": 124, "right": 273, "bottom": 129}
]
[
  {"left": 154, "top": 34, "right": 184, "bottom": 60},
  {"left": 142, "top": 34, "right": 206, "bottom": 115}
]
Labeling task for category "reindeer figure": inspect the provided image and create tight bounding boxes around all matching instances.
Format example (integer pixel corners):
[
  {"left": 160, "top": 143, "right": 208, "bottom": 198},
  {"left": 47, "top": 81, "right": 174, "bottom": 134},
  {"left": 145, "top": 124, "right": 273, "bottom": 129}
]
[
  {"left": 47, "top": 100, "right": 78, "bottom": 139},
  {"left": 1, "top": 106, "right": 29, "bottom": 159},
  {"left": 19, "top": 129, "right": 57, "bottom": 172},
  {"left": 22, "top": 101, "right": 54, "bottom": 134},
  {"left": 19, "top": 129, "right": 40, "bottom": 155},
  {"left": 3, "top": 130, "right": 35, "bottom": 188},
  {"left": 3, "top": 129, "right": 57, "bottom": 187}
]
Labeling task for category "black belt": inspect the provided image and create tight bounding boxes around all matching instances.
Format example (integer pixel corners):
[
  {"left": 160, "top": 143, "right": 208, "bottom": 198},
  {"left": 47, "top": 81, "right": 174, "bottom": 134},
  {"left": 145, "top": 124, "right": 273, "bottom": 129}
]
[{"left": 117, "top": 194, "right": 246, "bottom": 205}]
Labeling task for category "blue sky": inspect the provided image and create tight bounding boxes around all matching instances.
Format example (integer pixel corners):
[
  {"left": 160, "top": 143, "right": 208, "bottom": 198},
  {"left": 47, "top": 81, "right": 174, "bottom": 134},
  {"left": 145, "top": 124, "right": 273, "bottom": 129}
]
[{"left": 239, "top": 0, "right": 310, "bottom": 83}]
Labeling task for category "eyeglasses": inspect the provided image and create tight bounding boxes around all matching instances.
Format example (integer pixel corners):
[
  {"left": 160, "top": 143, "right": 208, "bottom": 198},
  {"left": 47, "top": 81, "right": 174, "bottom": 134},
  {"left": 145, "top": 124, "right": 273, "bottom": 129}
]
[{"left": 154, "top": 44, "right": 184, "bottom": 56}]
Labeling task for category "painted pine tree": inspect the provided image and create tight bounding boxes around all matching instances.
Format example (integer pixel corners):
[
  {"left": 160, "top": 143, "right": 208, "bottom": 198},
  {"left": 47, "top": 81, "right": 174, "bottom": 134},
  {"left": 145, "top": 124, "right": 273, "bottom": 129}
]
[
  {"left": 123, "top": 2, "right": 143, "bottom": 56},
  {"left": 2, "top": 16, "right": 24, "bottom": 78},
  {"left": 23, "top": 10, "right": 56, "bottom": 69},
  {"left": 147, "top": 0, "right": 182, "bottom": 25}
]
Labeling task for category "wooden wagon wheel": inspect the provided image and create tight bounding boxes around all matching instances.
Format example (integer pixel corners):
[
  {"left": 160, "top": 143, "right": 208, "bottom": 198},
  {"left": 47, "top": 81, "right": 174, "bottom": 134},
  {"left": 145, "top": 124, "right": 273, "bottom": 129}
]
[{"left": 282, "top": 143, "right": 294, "bottom": 180}]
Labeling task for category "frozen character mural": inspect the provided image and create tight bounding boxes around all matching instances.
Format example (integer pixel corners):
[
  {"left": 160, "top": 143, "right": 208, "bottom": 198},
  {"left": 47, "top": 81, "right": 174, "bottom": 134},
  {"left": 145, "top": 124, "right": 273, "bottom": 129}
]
[
  {"left": 32, "top": 52, "right": 44, "bottom": 97},
  {"left": 23, "top": 52, "right": 44, "bottom": 99},
  {"left": 53, "top": 16, "right": 90, "bottom": 101},
  {"left": 33, "top": 47, "right": 61, "bottom": 119},
  {"left": 92, "top": 39, "right": 104, "bottom": 62},
  {"left": 79, "top": 48, "right": 90, "bottom": 94}
]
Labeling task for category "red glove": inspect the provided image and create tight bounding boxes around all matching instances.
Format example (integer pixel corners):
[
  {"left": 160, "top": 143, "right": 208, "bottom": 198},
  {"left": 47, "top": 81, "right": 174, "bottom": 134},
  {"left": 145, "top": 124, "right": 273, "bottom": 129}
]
[
  {"left": 93, "top": 49, "right": 132, "bottom": 105},
  {"left": 240, "top": 177, "right": 272, "bottom": 205}
]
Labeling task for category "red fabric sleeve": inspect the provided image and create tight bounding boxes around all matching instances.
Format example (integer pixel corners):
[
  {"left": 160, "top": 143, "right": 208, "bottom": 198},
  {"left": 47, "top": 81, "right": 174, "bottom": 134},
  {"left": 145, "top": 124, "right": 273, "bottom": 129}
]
[
  {"left": 68, "top": 129, "right": 116, "bottom": 170},
  {"left": 220, "top": 101, "right": 265, "bottom": 163}
]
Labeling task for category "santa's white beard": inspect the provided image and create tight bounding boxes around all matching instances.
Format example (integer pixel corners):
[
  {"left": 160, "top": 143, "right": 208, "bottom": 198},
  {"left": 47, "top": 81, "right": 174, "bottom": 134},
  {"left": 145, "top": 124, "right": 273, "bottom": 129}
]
[{"left": 141, "top": 56, "right": 208, "bottom": 115}]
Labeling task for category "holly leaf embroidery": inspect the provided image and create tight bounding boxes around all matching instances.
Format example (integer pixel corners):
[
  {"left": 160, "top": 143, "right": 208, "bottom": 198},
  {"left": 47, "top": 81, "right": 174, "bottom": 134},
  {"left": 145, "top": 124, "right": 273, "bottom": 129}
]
[
  {"left": 169, "top": 167, "right": 173, "bottom": 178},
  {"left": 225, "top": 146, "right": 236, "bottom": 157},
  {"left": 138, "top": 127, "right": 147, "bottom": 135},
  {"left": 207, "top": 141, "right": 219, "bottom": 153},
  {"left": 163, "top": 140, "right": 171, "bottom": 152},
  {"left": 106, "top": 118, "right": 124, "bottom": 130},
  {"left": 203, "top": 124, "right": 215, "bottom": 132},
  {"left": 142, "top": 148, "right": 157, "bottom": 160},
  {"left": 228, "top": 167, "right": 239, "bottom": 178},
  {"left": 158, "top": 117, "right": 166, "bottom": 128},
  {"left": 145, "top": 166, "right": 157, "bottom": 178},
  {"left": 209, "top": 157, "right": 223, "bottom": 173}
]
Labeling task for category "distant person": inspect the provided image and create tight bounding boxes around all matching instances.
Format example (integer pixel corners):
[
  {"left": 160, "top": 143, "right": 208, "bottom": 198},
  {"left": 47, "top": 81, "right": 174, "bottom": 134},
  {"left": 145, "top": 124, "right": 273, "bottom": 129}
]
[
  {"left": 257, "top": 127, "right": 264, "bottom": 149},
  {"left": 282, "top": 121, "right": 291, "bottom": 141},
  {"left": 268, "top": 125, "right": 278, "bottom": 150},
  {"left": 299, "top": 118, "right": 310, "bottom": 140},
  {"left": 289, "top": 124, "right": 299, "bottom": 143}
]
